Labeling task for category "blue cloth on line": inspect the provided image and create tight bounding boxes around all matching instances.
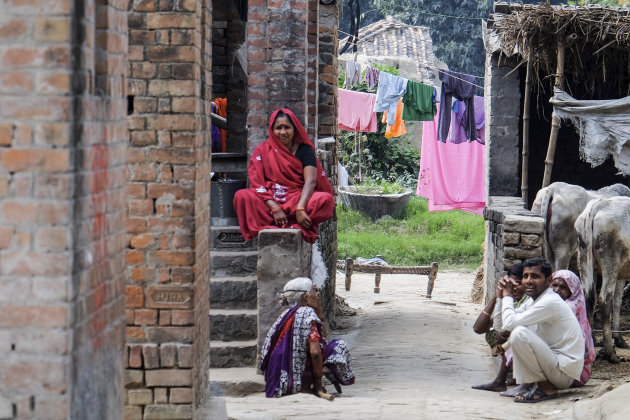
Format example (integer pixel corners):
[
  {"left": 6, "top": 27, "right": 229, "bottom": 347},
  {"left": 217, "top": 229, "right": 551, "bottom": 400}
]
[{"left": 373, "top": 72, "right": 408, "bottom": 126}]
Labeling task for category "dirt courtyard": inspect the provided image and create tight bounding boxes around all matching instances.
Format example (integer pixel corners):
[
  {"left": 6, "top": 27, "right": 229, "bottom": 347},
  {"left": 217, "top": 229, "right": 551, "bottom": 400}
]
[{"left": 223, "top": 270, "right": 630, "bottom": 419}]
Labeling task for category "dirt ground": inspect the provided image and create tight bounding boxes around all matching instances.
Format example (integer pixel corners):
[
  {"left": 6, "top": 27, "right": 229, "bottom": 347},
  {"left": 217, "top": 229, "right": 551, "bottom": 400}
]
[{"left": 223, "top": 270, "right": 630, "bottom": 419}]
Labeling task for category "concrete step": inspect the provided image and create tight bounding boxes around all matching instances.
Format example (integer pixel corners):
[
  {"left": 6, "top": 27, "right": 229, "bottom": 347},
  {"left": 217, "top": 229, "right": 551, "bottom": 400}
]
[
  {"left": 209, "top": 309, "right": 257, "bottom": 341},
  {"left": 211, "top": 226, "right": 257, "bottom": 250},
  {"left": 210, "top": 275, "right": 257, "bottom": 310},
  {"left": 209, "top": 367, "right": 265, "bottom": 397},
  {"left": 210, "top": 249, "right": 258, "bottom": 277},
  {"left": 210, "top": 340, "right": 257, "bottom": 368}
]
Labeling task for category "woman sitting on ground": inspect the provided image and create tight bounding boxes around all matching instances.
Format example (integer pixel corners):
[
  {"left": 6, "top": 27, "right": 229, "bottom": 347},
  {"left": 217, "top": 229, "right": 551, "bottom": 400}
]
[
  {"left": 233, "top": 109, "right": 335, "bottom": 244},
  {"left": 471, "top": 263, "right": 530, "bottom": 392},
  {"left": 550, "top": 270, "right": 596, "bottom": 387},
  {"left": 260, "top": 277, "right": 355, "bottom": 398}
]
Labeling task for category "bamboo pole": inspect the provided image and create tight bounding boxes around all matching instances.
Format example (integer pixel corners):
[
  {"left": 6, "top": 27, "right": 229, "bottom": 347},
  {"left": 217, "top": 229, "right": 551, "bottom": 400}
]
[
  {"left": 521, "top": 57, "right": 532, "bottom": 203},
  {"left": 542, "top": 42, "right": 566, "bottom": 188}
]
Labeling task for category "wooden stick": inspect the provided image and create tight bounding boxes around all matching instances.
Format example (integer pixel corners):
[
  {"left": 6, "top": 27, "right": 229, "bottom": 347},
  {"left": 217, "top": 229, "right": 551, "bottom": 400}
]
[
  {"left": 542, "top": 42, "right": 566, "bottom": 188},
  {"left": 344, "top": 258, "right": 354, "bottom": 291},
  {"left": 317, "top": 390, "right": 335, "bottom": 401},
  {"left": 521, "top": 57, "right": 532, "bottom": 203}
]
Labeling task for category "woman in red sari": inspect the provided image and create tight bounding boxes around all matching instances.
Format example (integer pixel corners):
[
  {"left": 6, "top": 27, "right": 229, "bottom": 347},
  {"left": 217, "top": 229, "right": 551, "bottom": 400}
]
[{"left": 233, "top": 109, "right": 335, "bottom": 243}]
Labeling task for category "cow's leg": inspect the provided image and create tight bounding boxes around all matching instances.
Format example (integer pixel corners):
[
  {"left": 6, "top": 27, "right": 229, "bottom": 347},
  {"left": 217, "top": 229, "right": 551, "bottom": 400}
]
[
  {"left": 613, "top": 280, "right": 629, "bottom": 348},
  {"left": 600, "top": 272, "right": 620, "bottom": 363}
]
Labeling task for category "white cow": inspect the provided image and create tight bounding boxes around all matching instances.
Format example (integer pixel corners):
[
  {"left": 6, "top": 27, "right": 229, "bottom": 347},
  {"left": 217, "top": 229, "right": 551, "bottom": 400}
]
[
  {"left": 575, "top": 197, "right": 630, "bottom": 362},
  {"left": 531, "top": 182, "right": 630, "bottom": 271}
]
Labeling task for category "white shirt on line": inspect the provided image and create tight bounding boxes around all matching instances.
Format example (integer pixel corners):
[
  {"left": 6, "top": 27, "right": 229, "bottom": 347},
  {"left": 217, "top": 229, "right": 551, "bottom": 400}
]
[{"left": 495, "top": 287, "right": 584, "bottom": 381}]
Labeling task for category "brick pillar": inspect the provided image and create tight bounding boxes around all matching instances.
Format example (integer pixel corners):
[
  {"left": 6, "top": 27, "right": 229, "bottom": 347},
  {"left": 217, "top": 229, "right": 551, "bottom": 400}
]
[
  {"left": 126, "top": 1, "right": 211, "bottom": 418},
  {"left": 0, "top": 0, "right": 128, "bottom": 418},
  {"left": 247, "top": 0, "right": 310, "bottom": 153},
  {"left": 318, "top": 2, "right": 340, "bottom": 139},
  {"left": 485, "top": 53, "right": 522, "bottom": 197},
  {"left": 306, "top": 0, "right": 319, "bottom": 141}
]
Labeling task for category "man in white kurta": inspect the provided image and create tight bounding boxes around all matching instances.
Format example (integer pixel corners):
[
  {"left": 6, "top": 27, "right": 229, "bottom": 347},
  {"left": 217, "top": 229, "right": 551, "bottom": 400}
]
[{"left": 496, "top": 257, "right": 584, "bottom": 402}]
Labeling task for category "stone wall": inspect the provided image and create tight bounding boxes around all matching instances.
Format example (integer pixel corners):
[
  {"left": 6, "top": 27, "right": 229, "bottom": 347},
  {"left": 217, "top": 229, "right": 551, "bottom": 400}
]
[
  {"left": 483, "top": 197, "right": 544, "bottom": 303},
  {"left": 0, "top": 0, "right": 128, "bottom": 418},
  {"left": 125, "top": 1, "right": 211, "bottom": 418},
  {"left": 484, "top": 53, "right": 522, "bottom": 198}
]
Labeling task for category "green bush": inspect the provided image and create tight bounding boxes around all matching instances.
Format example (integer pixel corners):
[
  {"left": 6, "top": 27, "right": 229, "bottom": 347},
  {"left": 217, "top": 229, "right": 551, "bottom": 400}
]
[{"left": 337, "top": 196, "right": 485, "bottom": 269}]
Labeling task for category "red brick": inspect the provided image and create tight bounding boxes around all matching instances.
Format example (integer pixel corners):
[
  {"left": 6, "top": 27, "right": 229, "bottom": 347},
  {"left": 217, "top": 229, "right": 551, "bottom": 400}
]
[
  {"left": 130, "top": 131, "right": 156, "bottom": 147},
  {"left": 131, "top": 0, "right": 156, "bottom": 12},
  {"left": 34, "top": 17, "right": 70, "bottom": 42},
  {"left": 0, "top": 305, "right": 67, "bottom": 328},
  {"left": 0, "top": 71, "right": 34, "bottom": 94},
  {"left": 0, "top": 123, "right": 13, "bottom": 145},
  {"left": 147, "top": 183, "right": 193, "bottom": 199},
  {"left": 125, "top": 285, "right": 144, "bottom": 308},
  {"left": 0, "top": 226, "right": 13, "bottom": 249},
  {"left": 126, "top": 326, "right": 146, "bottom": 340},
  {"left": 126, "top": 250, "right": 144, "bottom": 264},
  {"left": 130, "top": 233, "right": 155, "bottom": 249},
  {"left": 147, "top": 13, "right": 196, "bottom": 29},
  {"left": 169, "top": 388, "right": 192, "bottom": 403},
  {"left": 125, "top": 309, "right": 135, "bottom": 325},
  {"left": 130, "top": 164, "right": 156, "bottom": 181},
  {"left": 129, "top": 344, "right": 142, "bottom": 368},
  {"left": 145, "top": 369, "right": 192, "bottom": 387},
  {"left": 134, "top": 309, "right": 157, "bottom": 325},
  {"left": 0, "top": 18, "right": 28, "bottom": 40},
  {"left": 142, "top": 344, "right": 160, "bottom": 369},
  {"left": 0, "top": 177, "right": 8, "bottom": 198},
  {"left": 148, "top": 114, "right": 196, "bottom": 130},
  {"left": 131, "top": 267, "right": 155, "bottom": 282},
  {"left": 0, "top": 149, "right": 70, "bottom": 172},
  {"left": 171, "top": 310, "right": 193, "bottom": 326},
  {"left": 152, "top": 250, "right": 194, "bottom": 266},
  {"left": 158, "top": 310, "right": 171, "bottom": 326},
  {"left": 1, "top": 201, "right": 38, "bottom": 224},
  {"left": 146, "top": 46, "right": 196, "bottom": 62},
  {"left": 127, "top": 183, "right": 146, "bottom": 199},
  {"left": 126, "top": 218, "right": 147, "bottom": 234},
  {"left": 171, "top": 97, "right": 197, "bottom": 113},
  {"left": 34, "top": 227, "right": 68, "bottom": 251},
  {"left": 127, "top": 148, "right": 146, "bottom": 164}
]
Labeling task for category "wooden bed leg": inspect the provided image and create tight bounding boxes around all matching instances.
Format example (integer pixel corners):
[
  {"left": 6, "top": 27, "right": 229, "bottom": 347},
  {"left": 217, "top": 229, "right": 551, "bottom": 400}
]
[
  {"left": 374, "top": 272, "right": 381, "bottom": 294},
  {"left": 426, "top": 262, "right": 438, "bottom": 298},
  {"left": 345, "top": 258, "right": 353, "bottom": 291}
]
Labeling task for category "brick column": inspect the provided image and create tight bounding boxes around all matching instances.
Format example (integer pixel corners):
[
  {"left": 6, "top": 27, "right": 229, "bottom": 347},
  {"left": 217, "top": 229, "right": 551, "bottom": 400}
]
[
  {"left": 126, "top": 1, "right": 211, "bottom": 418},
  {"left": 247, "top": 0, "right": 310, "bottom": 153},
  {"left": 0, "top": 0, "right": 128, "bottom": 418}
]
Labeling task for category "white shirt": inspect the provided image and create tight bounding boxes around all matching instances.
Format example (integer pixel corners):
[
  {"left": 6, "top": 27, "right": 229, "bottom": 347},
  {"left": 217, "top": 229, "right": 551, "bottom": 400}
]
[{"left": 498, "top": 287, "right": 584, "bottom": 380}]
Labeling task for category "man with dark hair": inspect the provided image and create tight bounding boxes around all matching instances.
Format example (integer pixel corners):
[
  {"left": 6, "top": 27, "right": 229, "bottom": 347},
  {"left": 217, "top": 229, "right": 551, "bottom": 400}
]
[{"left": 495, "top": 257, "right": 584, "bottom": 403}]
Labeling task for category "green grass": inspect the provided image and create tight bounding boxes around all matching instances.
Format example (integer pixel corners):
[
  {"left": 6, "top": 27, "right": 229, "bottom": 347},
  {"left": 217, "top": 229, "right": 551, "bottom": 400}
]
[{"left": 337, "top": 196, "right": 485, "bottom": 270}]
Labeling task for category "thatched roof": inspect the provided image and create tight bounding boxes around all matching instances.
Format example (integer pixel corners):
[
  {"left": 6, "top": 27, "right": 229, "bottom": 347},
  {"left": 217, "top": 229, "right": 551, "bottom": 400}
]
[
  {"left": 339, "top": 16, "right": 438, "bottom": 83},
  {"left": 488, "top": 1, "right": 630, "bottom": 97}
]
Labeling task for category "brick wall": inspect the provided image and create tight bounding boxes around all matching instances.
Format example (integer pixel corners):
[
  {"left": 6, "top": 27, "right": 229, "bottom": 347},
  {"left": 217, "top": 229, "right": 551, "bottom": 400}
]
[
  {"left": 483, "top": 197, "right": 544, "bottom": 303},
  {"left": 0, "top": 0, "right": 128, "bottom": 418},
  {"left": 247, "top": 0, "right": 310, "bottom": 154},
  {"left": 125, "top": 1, "right": 210, "bottom": 418}
]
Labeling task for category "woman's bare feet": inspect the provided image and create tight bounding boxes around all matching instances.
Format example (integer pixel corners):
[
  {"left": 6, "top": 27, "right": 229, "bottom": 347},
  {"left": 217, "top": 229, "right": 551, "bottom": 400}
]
[
  {"left": 471, "top": 381, "right": 507, "bottom": 392},
  {"left": 500, "top": 383, "right": 532, "bottom": 397}
]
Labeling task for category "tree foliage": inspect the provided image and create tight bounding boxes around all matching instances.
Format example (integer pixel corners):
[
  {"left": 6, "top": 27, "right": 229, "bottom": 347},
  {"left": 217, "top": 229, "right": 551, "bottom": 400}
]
[{"left": 339, "top": 1, "right": 568, "bottom": 78}]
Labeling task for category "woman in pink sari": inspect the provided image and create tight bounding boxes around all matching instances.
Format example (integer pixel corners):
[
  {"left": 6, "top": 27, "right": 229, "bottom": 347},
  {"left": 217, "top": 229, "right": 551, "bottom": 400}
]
[
  {"left": 551, "top": 270, "right": 596, "bottom": 386},
  {"left": 233, "top": 109, "right": 334, "bottom": 243}
]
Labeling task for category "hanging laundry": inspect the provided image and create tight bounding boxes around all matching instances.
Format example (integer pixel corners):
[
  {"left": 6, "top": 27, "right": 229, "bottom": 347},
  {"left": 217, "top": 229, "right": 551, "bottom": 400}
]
[
  {"left": 364, "top": 66, "right": 380, "bottom": 90},
  {"left": 338, "top": 88, "right": 378, "bottom": 133},
  {"left": 213, "top": 97, "right": 228, "bottom": 152},
  {"left": 401, "top": 80, "right": 437, "bottom": 121},
  {"left": 417, "top": 103, "right": 485, "bottom": 215},
  {"left": 344, "top": 61, "right": 362, "bottom": 88},
  {"left": 211, "top": 102, "right": 222, "bottom": 152},
  {"left": 437, "top": 69, "right": 476, "bottom": 142},
  {"left": 449, "top": 96, "right": 485, "bottom": 144},
  {"left": 381, "top": 98, "right": 407, "bottom": 139},
  {"left": 373, "top": 72, "right": 408, "bottom": 126}
]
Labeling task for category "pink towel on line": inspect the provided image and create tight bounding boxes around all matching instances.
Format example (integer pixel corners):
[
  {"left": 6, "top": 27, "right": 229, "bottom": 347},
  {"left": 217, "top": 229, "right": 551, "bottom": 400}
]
[
  {"left": 338, "top": 88, "right": 378, "bottom": 133},
  {"left": 417, "top": 103, "right": 485, "bottom": 215}
]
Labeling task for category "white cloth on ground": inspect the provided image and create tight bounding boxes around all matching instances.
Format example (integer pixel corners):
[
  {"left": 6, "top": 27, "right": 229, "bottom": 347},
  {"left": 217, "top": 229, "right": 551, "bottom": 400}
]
[{"left": 499, "top": 287, "right": 584, "bottom": 381}]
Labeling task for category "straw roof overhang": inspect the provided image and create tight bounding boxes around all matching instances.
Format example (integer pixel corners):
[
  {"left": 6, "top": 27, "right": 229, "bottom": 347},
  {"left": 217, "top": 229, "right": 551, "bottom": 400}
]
[{"left": 488, "top": 1, "right": 630, "bottom": 96}]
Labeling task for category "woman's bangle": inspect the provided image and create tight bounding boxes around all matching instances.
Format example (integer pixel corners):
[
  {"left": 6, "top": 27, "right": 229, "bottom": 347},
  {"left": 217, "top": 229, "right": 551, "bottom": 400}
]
[
  {"left": 271, "top": 207, "right": 282, "bottom": 214},
  {"left": 296, "top": 207, "right": 305, "bottom": 212},
  {"left": 482, "top": 310, "right": 491, "bottom": 316}
]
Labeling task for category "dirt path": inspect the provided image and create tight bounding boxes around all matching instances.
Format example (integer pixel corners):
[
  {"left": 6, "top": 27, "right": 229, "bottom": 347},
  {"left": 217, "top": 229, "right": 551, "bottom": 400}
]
[{"left": 223, "top": 270, "right": 629, "bottom": 419}]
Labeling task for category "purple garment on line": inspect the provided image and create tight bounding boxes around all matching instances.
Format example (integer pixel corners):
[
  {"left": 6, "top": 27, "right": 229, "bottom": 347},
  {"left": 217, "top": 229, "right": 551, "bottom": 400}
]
[
  {"left": 365, "top": 66, "right": 380, "bottom": 90},
  {"left": 449, "top": 96, "right": 485, "bottom": 144},
  {"left": 437, "top": 69, "right": 476, "bottom": 142},
  {"left": 211, "top": 102, "right": 222, "bottom": 152},
  {"left": 260, "top": 305, "right": 355, "bottom": 398}
]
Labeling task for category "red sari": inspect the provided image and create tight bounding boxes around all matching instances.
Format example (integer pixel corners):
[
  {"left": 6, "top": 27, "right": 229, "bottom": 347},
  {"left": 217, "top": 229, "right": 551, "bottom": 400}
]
[{"left": 233, "top": 109, "right": 334, "bottom": 243}]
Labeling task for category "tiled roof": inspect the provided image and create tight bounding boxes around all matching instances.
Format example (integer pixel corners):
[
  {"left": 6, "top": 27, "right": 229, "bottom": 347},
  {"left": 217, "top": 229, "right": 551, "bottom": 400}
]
[{"left": 339, "top": 16, "right": 437, "bottom": 83}]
